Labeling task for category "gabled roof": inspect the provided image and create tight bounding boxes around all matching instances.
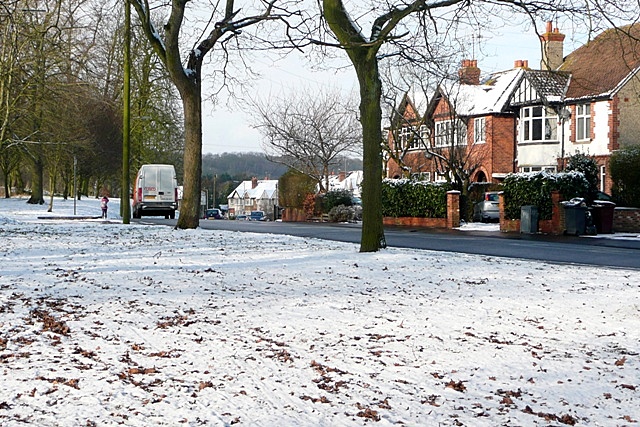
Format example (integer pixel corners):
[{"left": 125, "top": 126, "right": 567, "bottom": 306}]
[
  {"left": 390, "top": 93, "right": 421, "bottom": 128},
  {"left": 509, "top": 69, "right": 571, "bottom": 107},
  {"left": 326, "top": 171, "right": 363, "bottom": 197},
  {"left": 426, "top": 68, "right": 524, "bottom": 118},
  {"left": 228, "top": 180, "right": 278, "bottom": 200},
  {"left": 560, "top": 24, "right": 640, "bottom": 100}
]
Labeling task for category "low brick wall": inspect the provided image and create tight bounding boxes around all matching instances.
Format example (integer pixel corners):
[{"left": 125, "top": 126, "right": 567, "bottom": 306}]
[
  {"left": 613, "top": 208, "right": 640, "bottom": 233},
  {"left": 383, "top": 190, "right": 460, "bottom": 229},
  {"left": 282, "top": 208, "right": 307, "bottom": 222},
  {"left": 383, "top": 217, "right": 447, "bottom": 228},
  {"left": 499, "top": 191, "right": 565, "bottom": 235}
]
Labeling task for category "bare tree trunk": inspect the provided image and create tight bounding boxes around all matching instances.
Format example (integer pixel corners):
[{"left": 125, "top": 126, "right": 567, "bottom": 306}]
[
  {"left": 355, "top": 58, "right": 385, "bottom": 252},
  {"left": 176, "top": 86, "right": 202, "bottom": 229},
  {"left": 27, "top": 157, "right": 45, "bottom": 205},
  {"left": 323, "top": 0, "right": 386, "bottom": 251},
  {"left": 3, "top": 171, "right": 9, "bottom": 198}
]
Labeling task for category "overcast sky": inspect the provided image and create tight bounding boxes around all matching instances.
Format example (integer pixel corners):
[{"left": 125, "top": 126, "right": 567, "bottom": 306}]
[{"left": 200, "top": 20, "right": 588, "bottom": 156}]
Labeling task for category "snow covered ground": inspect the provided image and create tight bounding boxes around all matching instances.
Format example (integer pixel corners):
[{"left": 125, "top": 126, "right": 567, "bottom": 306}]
[{"left": 1, "top": 196, "right": 639, "bottom": 426}]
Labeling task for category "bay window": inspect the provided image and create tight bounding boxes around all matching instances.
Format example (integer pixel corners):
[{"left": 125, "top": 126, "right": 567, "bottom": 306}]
[{"left": 521, "top": 106, "right": 558, "bottom": 142}]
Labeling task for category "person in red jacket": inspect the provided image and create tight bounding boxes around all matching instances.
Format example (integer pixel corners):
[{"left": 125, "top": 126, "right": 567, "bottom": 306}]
[{"left": 100, "top": 195, "right": 109, "bottom": 219}]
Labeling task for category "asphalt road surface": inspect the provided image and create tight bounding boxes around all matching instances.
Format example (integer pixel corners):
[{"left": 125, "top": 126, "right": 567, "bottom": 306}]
[{"left": 139, "top": 218, "right": 640, "bottom": 269}]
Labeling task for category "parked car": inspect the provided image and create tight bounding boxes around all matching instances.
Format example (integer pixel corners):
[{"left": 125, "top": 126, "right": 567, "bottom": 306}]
[
  {"left": 473, "top": 192, "right": 500, "bottom": 223},
  {"left": 595, "top": 191, "right": 612, "bottom": 201},
  {"left": 132, "top": 164, "right": 178, "bottom": 219},
  {"left": 235, "top": 214, "right": 248, "bottom": 220},
  {"left": 249, "top": 210, "right": 266, "bottom": 221},
  {"left": 205, "top": 208, "right": 222, "bottom": 219}
]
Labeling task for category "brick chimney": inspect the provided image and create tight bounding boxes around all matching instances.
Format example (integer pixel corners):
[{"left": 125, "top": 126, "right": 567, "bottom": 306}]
[
  {"left": 540, "top": 21, "right": 565, "bottom": 70},
  {"left": 251, "top": 177, "right": 258, "bottom": 189},
  {"left": 338, "top": 171, "right": 346, "bottom": 182},
  {"left": 458, "top": 59, "right": 481, "bottom": 85},
  {"left": 514, "top": 59, "right": 529, "bottom": 68}
]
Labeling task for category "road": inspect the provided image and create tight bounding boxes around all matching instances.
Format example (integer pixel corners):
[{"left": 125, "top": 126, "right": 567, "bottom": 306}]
[{"left": 140, "top": 218, "right": 640, "bottom": 269}]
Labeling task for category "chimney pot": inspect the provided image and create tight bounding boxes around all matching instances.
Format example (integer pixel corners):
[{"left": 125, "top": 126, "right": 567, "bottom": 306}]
[
  {"left": 458, "top": 58, "right": 481, "bottom": 85},
  {"left": 540, "top": 21, "right": 565, "bottom": 70}
]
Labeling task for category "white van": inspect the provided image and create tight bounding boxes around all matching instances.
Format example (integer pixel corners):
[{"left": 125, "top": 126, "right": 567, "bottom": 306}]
[{"left": 132, "top": 164, "right": 178, "bottom": 219}]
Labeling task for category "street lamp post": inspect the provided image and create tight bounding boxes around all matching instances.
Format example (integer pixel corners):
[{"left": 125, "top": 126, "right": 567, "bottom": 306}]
[
  {"left": 121, "top": 0, "right": 131, "bottom": 223},
  {"left": 559, "top": 107, "right": 571, "bottom": 172},
  {"left": 213, "top": 174, "right": 217, "bottom": 209}
]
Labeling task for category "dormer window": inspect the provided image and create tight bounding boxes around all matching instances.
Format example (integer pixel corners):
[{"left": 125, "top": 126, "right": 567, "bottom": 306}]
[{"left": 520, "top": 106, "right": 558, "bottom": 142}]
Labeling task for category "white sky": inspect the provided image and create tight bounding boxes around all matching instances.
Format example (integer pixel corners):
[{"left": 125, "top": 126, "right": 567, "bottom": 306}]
[
  {"left": 200, "top": 19, "right": 589, "bottom": 155},
  {"left": 1, "top": 196, "right": 639, "bottom": 425}
]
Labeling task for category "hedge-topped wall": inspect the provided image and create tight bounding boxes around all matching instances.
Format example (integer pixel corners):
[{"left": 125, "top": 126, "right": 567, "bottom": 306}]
[
  {"left": 382, "top": 179, "right": 452, "bottom": 218},
  {"left": 502, "top": 171, "right": 589, "bottom": 220}
]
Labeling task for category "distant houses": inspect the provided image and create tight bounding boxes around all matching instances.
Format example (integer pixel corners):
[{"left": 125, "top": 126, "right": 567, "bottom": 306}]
[
  {"left": 227, "top": 177, "right": 278, "bottom": 220},
  {"left": 324, "top": 170, "right": 363, "bottom": 198}
]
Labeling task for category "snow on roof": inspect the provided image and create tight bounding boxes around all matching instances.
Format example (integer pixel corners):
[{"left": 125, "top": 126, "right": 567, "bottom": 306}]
[
  {"left": 441, "top": 68, "right": 524, "bottom": 116},
  {"left": 229, "top": 179, "right": 278, "bottom": 200},
  {"left": 326, "top": 171, "right": 363, "bottom": 197}
]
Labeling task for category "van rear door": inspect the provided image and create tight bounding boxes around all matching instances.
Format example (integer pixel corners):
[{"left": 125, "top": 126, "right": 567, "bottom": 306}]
[{"left": 143, "top": 166, "right": 176, "bottom": 202}]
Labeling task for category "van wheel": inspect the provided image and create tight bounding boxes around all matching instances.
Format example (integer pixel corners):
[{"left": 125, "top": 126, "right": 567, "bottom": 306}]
[
  {"left": 170, "top": 211, "right": 175, "bottom": 219},
  {"left": 132, "top": 208, "right": 139, "bottom": 219}
]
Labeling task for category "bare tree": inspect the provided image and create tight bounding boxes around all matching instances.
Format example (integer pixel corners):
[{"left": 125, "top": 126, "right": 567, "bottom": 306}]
[
  {"left": 316, "top": 0, "right": 625, "bottom": 252},
  {"left": 252, "top": 86, "right": 361, "bottom": 192},
  {"left": 130, "top": 0, "right": 305, "bottom": 229}
]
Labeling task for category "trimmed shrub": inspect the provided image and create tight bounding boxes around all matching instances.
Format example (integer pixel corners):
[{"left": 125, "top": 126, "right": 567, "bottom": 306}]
[
  {"left": 321, "top": 189, "right": 354, "bottom": 212},
  {"left": 382, "top": 179, "right": 452, "bottom": 218},
  {"left": 503, "top": 171, "right": 589, "bottom": 220},
  {"left": 610, "top": 145, "right": 640, "bottom": 208},
  {"left": 328, "top": 205, "right": 358, "bottom": 222},
  {"left": 565, "top": 152, "right": 599, "bottom": 203},
  {"left": 278, "top": 169, "right": 317, "bottom": 209}
]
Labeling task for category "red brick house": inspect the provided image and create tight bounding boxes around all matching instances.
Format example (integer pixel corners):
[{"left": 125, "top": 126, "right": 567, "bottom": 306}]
[
  {"left": 386, "top": 62, "right": 523, "bottom": 185},
  {"left": 387, "top": 22, "right": 640, "bottom": 196}
]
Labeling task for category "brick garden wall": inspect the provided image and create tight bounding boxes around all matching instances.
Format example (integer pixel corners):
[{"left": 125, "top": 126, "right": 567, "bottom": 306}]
[{"left": 613, "top": 208, "right": 640, "bottom": 233}]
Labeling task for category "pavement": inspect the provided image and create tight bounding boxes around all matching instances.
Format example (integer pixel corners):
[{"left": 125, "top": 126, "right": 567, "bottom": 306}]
[{"left": 454, "top": 221, "right": 640, "bottom": 249}]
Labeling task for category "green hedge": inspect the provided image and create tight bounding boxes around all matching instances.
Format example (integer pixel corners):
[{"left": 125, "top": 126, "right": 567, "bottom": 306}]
[
  {"left": 382, "top": 179, "right": 452, "bottom": 218},
  {"left": 503, "top": 171, "right": 589, "bottom": 220},
  {"left": 610, "top": 145, "right": 640, "bottom": 208}
]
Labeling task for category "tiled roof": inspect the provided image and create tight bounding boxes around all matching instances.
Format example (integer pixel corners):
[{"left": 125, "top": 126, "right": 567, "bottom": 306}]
[
  {"left": 522, "top": 70, "right": 571, "bottom": 103},
  {"left": 560, "top": 24, "right": 640, "bottom": 100}
]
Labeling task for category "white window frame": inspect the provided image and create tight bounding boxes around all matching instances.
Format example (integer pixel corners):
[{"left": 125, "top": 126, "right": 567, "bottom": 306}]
[
  {"left": 520, "top": 106, "right": 558, "bottom": 143},
  {"left": 434, "top": 172, "right": 448, "bottom": 182},
  {"left": 474, "top": 117, "right": 486, "bottom": 144},
  {"left": 411, "top": 172, "right": 431, "bottom": 181},
  {"left": 520, "top": 166, "right": 557, "bottom": 173},
  {"left": 398, "top": 125, "right": 426, "bottom": 151},
  {"left": 576, "top": 103, "right": 591, "bottom": 141},
  {"left": 435, "top": 119, "right": 467, "bottom": 147}
]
